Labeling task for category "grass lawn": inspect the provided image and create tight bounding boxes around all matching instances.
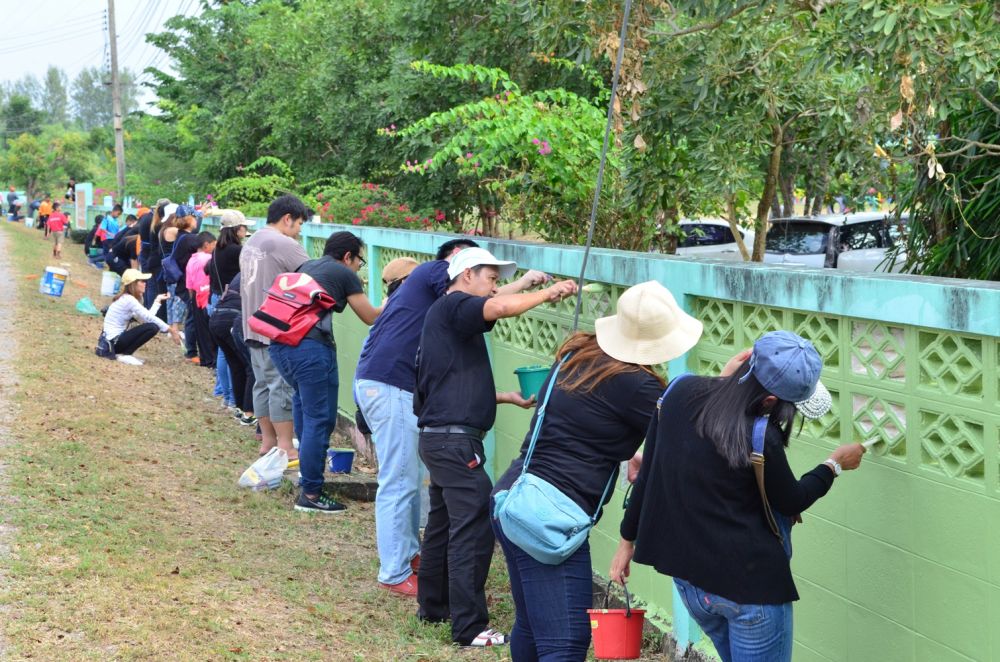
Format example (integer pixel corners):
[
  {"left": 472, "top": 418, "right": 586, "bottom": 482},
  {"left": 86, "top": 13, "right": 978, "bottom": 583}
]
[{"left": 0, "top": 222, "right": 517, "bottom": 660}]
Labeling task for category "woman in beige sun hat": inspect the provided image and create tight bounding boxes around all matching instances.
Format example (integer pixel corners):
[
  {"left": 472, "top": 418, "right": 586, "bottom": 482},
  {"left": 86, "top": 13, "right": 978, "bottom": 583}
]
[{"left": 490, "top": 280, "right": 704, "bottom": 660}]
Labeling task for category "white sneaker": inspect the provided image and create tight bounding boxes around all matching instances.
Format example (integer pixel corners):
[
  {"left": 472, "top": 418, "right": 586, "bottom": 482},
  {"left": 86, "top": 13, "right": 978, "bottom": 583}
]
[
  {"left": 465, "top": 628, "right": 508, "bottom": 647},
  {"left": 116, "top": 355, "right": 143, "bottom": 366}
]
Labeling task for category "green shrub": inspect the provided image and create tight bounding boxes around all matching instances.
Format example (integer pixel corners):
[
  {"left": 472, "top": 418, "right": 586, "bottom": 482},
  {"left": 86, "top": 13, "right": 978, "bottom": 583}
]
[{"left": 69, "top": 229, "right": 89, "bottom": 244}]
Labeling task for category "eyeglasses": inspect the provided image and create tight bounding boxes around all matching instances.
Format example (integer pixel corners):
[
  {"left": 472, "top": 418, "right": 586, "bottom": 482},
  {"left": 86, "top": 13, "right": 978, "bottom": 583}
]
[{"left": 358, "top": 256, "right": 367, "bottom": 269}]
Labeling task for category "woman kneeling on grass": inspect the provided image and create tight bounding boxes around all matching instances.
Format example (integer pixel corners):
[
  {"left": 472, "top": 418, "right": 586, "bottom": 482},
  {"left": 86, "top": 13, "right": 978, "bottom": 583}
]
[{"left": 101, "top": 268, "right": 182, "bottom": 365}]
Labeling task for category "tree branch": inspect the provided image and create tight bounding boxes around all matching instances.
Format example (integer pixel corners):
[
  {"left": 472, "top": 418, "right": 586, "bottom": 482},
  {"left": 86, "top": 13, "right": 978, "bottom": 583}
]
[
  {"left": 650, "top": 1, "right": 762, "bottom": 38},
  {"left": 974, "top": 88, "right": 1000, "bottom": 116}
]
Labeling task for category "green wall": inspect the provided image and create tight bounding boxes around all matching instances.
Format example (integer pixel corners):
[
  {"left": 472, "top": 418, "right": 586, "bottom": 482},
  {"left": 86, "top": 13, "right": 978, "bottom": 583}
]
[{"left": 207, "top": 218, "right": 1000, "bottom": 661}]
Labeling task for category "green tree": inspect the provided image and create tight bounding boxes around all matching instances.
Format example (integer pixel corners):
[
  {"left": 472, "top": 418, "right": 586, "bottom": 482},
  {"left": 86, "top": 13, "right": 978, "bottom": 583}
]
[
  {"left": 42, "top": 66, "right": 69, "bottom": 125},
  {"left": 71, "top": 67, "right": 139, "bottom": 131},
  {"left": 0, "top": 95, "right": 44, "bottom": 147}
]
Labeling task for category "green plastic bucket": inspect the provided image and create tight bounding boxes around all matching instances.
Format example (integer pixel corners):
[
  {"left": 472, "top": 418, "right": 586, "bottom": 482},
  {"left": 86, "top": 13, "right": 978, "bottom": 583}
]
[{"left": 514, "top": 365, "right": 550, "bottom": 400}]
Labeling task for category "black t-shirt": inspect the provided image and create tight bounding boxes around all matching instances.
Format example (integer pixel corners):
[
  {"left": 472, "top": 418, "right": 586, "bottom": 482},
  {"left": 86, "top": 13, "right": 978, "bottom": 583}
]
[
  {"left": 296, "top": 256, "right": 364, "bottom": 346},
  {"left": 493, "top": 361, "right": 662, "bottom": 517},
  {"left": 209, "top": 243, "right": 242, "bottom": 294},
  {"left": 112, "top": 226, "right": 140, "bottom": 263},
  {"left": 173, "top": 232, "right": 201, "bottom": 273},
  {"left": 620, "top": 375, "right": 835, "bottom": 605},
  {"left": 137, "top": 212, "right": 153, "bottom": 244},
  {"left": 215, "top": 273, "right": 242, "bottom": 313},
  {"left": 413, "top": 292, "right": 497, "bottom": 430}
]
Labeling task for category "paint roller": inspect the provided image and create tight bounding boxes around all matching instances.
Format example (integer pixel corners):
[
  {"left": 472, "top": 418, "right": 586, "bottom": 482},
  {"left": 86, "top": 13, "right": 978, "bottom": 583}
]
[{"left": 862, "top": 438, "right": 886, "bottom": 455}]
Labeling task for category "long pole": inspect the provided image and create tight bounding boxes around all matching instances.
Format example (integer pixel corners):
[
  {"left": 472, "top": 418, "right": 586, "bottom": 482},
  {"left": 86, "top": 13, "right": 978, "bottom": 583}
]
[{"left": 107, "top": 0, "right": 126, "bottom": 199}]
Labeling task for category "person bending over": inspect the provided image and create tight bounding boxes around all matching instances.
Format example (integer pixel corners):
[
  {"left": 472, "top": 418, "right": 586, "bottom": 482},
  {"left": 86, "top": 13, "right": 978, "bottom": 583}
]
[{"left": 101, "top": 269, "right": 181, "bottom": 365}]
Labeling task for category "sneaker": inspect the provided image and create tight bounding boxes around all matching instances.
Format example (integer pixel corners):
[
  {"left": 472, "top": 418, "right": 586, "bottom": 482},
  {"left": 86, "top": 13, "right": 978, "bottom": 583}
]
[
  {"left": 116, "top": 355, "right": 143, "bottom": 366},
  {"left": 186, "top": 356, "right": 201, "bottom": 365},
  {"left": 411, "top": 554, "right": 421, "bottom": 574},
  {"left": 465, "top": 628, "right": 508, "bottom": 648},
  {"left": 293, "top": 491, "right": 346, "bottom": 514},
  {"left": 239, "top": 414, "right": 258, "bottom": 426},
  {"left": 231, "top": 408, "right": 244, "bottom": 420},
  {"left": 379, "top": 574, "right": 418, "bottom": 597}
]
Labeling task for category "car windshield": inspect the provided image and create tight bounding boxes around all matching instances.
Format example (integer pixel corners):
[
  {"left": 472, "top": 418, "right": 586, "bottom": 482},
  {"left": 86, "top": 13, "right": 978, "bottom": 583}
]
[
  {"left": 679, "top": 224, "right": 736, "bottom": 247},
  {"left": 766, "top": 221, "right": 830, "bottom": 255}
]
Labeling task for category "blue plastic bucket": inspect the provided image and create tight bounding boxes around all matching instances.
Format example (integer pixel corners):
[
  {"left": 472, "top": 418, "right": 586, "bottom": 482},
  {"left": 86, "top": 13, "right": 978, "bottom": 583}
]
[
  {"left": 39, "top": 267, "right": 69, "bottom": 297},
  {"left": 327, "top": 448, "right": 355, "bottom": 474},
  {"left": 514, "top": 365, "right": 550, "bottom": 400}
]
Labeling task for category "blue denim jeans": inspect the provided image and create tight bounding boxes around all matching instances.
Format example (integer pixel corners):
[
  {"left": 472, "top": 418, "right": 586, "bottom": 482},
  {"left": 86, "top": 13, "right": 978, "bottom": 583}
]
[
  {"left": 674, "top": 578, "right": 793, "bottom": 662},
  {"left": 491, "top": 506, "right": 592, "bottom": 661},
  {"left": 269, "top": 339, "right": 339, "bottom": 494},
  {"left": 355, "top": 379, "right": 425, "bottom": 584}
]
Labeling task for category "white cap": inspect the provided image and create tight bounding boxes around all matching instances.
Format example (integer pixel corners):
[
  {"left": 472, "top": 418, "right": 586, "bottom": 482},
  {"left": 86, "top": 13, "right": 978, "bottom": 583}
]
[
  {"left": 446, "top": 247, "right": 517, "bottom": 281},
  {"left": 163, "top": 203, "right": 179, "bottom": 218}
]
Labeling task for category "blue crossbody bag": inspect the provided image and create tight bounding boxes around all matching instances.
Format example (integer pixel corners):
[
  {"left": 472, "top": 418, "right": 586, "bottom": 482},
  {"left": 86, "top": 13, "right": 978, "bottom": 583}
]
[
  {"left": 493, "top": 354, "right": 619, "bottom": 565},
  {"left": 751, "top": 415, "right": 794, "bottom": 558}
]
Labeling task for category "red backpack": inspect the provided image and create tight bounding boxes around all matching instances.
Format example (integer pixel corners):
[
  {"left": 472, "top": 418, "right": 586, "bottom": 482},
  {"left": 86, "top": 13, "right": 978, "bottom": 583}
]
[{"left": 248, "top": 272, "right": 336, "bottom": 346}]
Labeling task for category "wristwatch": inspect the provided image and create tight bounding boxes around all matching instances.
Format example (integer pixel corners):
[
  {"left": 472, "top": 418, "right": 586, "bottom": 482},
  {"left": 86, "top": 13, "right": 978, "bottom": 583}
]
[{"left": 824, "top": 458, "right": 842, "bottom": 476}]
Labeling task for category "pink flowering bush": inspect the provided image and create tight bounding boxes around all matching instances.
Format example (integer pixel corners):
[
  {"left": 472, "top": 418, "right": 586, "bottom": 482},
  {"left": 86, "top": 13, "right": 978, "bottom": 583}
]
[{"left": 308, "top": 179, "right": 440, "bottom": 230}]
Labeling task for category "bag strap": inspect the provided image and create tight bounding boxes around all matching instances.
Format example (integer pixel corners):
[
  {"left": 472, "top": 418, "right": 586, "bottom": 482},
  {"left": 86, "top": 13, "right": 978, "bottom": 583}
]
[
  {"left": 520, "top": 353, "right": 571, "bottom": 473},
  {"left": 750, "top": 415, "right": 783, "bottom": 541}
]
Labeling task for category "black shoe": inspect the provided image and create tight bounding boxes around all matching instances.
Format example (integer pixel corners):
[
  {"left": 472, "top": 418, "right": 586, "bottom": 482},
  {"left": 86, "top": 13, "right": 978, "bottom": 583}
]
[{"left": 294, "top": 491, "right": 346, "bottom": 514}]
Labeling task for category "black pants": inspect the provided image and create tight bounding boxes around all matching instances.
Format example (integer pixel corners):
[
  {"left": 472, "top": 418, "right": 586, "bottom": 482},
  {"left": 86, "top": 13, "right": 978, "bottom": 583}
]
[
  {"left": 113, "top": 323, "right": 159, "bottom": 356},
  {"left": 209, "top": 310, "right": 251, "bottom": 411},
  {"left": 417, "top": 432, "right": 495, "bottom": 645},
  {"left": 191, "top": 303, "right": 216, "bottom": 367}
]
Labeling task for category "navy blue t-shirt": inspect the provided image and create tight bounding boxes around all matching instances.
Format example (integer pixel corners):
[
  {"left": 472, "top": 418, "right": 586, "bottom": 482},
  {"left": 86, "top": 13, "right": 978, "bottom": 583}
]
[{"left": 355, "top": 260, "right": 449, "bottom": 392}]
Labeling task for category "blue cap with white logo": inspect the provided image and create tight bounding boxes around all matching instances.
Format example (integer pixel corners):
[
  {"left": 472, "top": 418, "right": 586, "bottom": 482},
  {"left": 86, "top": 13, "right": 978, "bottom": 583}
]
[{"left": 738, "top": 330, "right": 822, "bottom": 403}]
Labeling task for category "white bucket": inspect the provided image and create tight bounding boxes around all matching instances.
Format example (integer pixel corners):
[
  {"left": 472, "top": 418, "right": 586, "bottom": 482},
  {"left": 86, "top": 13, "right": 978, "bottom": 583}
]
[
  {"left": 101, "top": 271, "right": 121, "bottom": 297},
  {"left": 39, "top": 267, "right": 69, "bottom": 297}
]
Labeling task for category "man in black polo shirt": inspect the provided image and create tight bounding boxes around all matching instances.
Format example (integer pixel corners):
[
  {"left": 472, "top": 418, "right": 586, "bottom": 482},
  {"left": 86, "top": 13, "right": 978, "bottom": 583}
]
[{"left": 413, "top": 247, "right": 577, "bottom": 647}]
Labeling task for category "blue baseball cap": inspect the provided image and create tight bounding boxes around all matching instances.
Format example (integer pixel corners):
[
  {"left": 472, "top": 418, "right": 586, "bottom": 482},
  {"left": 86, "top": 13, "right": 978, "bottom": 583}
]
[
  {"left": 176, "top": 204, "right": 196, "bottom": 217},
  {"left": 738, "top": 330, "right": 822, "bottom": 402}
]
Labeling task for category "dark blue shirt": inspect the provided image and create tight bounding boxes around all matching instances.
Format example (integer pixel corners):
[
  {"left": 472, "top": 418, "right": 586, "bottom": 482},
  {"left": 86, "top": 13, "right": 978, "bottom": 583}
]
[{"left": 355, "top": 260, "right": 449, "bottom": 392}]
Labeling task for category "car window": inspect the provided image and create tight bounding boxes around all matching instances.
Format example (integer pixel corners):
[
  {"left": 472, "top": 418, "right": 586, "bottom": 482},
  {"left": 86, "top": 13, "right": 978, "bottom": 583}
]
[
  {"left": 679, "top": 224, "right": 735, "bottom": 247},
  {"left": 838, "top": 222, "right": 882, "bottom": 251},
  {"left": 766, "top": 222, "right": 830, "bottom": 255}
]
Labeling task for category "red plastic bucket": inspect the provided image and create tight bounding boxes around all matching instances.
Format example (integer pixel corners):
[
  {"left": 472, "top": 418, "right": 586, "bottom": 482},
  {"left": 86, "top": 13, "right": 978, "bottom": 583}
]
[{"left": 588, "top": 582, "right": 645, "bottom": 660}]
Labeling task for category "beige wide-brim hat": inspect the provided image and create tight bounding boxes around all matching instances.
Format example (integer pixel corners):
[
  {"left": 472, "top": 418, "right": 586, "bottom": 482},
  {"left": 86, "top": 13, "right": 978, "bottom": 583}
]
[
  {"left": 594, "top": 281, "right": 703, "bottom": 365},
  {"left": 383, "top": 257, "right": 419, "bottom": 283}
]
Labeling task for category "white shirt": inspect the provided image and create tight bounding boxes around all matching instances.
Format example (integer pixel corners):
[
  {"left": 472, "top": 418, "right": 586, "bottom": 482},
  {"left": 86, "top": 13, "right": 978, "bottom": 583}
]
[{"left": 102, "top": 294, "right": 169, "bottom": 339}]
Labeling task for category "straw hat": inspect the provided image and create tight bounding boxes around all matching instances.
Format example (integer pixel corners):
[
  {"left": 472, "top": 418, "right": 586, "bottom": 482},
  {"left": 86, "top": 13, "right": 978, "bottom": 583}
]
[
  {"left": 382, "top": 257, "right": 419, "bottom": 284},
  {"left": 594, "top": 281, "right": 703, "bottom": 365}
]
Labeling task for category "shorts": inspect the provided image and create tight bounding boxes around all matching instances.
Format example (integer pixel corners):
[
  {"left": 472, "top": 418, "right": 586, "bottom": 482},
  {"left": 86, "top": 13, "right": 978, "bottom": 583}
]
[
  {"left": 52, "top": 232, "right": 63, "bottom": 245},
  {"left": 166, "top": 284, "right": 187, "bottom": 325},
  {"left": 249, "top": 344, "right": 293, "bottom": 422}
]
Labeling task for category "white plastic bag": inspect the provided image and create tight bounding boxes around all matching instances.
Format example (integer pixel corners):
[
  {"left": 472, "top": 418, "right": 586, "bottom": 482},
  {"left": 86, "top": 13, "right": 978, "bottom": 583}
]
[{"left": 238, "top": 447, "right": 288, "bottom": 491}]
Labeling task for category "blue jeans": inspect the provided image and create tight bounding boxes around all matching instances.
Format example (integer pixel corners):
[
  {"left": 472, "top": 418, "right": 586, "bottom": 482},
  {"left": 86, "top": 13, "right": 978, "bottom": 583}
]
[
  {"left": 673, "top": 578, "right": 792, "bottom": 662},
  {"left": 355, "top": 379, "right": 425, "bottom": 584},
  {"left": 491, "top": 507, "right": 592, "bottom": 661},
  {"left": 269, "top": 339, "right": 338, "bottom": 494}
]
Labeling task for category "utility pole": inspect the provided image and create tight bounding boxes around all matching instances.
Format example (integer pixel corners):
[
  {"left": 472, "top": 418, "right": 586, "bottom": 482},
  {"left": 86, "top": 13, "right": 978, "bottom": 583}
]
[{"left": 107, "top": 0, "right": 126, "bottom": 199}]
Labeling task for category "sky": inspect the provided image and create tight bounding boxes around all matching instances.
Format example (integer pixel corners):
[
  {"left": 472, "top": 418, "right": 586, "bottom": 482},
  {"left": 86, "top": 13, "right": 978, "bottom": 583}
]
[{"left": 0, "top": 0, "right": 203, "bottom": 106}]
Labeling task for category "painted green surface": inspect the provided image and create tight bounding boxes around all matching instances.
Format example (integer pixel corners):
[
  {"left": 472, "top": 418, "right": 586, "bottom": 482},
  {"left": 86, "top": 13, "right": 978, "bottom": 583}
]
[{"left": 201, "top": 219, "right": 1000, "bottom": 661}]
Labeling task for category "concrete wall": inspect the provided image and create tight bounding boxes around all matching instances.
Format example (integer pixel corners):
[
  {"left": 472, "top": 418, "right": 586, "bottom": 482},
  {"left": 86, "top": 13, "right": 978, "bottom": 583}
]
[{"left": 208, "top": 219, "right": 1000, "bottom": 661}]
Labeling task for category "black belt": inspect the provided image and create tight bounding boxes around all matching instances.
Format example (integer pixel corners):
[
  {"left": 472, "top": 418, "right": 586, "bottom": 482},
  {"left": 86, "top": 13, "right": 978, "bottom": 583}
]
[{"left": 420, "top": 425, "right": 486, "bottom": 439}]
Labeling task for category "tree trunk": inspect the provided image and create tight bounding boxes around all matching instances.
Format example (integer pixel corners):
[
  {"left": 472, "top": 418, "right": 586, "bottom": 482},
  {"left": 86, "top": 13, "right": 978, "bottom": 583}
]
[
  {"left": 725, "top": 191, "right": 750, "bottom": 261},
  {"left": 779, "top": 171, "right": 796, "bottom": 216},
  {"left": 753, "top": 123, "right": 784, "bottom": 261}
]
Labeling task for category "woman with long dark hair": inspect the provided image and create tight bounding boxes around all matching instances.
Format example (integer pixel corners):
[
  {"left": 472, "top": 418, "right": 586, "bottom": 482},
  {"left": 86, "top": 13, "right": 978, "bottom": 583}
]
[
  {"left": 610, "top": 331, "right": 866, "bottom": 662},
  {"left": 489, "top": 281, "right": 704, "bottom": 659}
]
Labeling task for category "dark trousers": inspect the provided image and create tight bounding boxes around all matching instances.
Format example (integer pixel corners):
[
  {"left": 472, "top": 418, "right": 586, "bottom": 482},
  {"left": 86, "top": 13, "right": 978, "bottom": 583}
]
[
  {"left": 492, "top": 511, "right": 593, "bottom": 661},
  {"left": 113, "top": 323, "right": 159, "bottom": 356},
  {"left": 417, "top": 432, "right": 495, "bottom": 645},
  {"left": 181, "top": 297, "right": 197, "bottom": 358},
  {"left": 210, "top": 310, "right": 250, "bottom": 412},
  {"left": 231, "top": 315, "right": 255, "bottom": 408},
  {"left": 191, "top": 303, "right": 216, "bottom": 367}
]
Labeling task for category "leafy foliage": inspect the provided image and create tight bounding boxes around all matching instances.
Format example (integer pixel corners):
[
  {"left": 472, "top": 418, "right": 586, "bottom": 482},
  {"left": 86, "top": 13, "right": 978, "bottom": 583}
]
[{"left": 309, "top": 179, "right": 437, "bottom": 229}]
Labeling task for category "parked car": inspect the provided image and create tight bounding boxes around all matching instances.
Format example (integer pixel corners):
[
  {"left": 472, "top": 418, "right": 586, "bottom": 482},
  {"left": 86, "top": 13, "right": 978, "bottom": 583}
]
[
  {"left": 764, "top": 212, "right": 907, "bottom": 272},
  {"left": 671, "top": 218, "right": 754, "bottom": 260}
]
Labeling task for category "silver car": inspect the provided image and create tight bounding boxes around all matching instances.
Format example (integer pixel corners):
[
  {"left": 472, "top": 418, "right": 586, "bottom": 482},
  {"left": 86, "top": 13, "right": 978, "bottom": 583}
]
[{"left": 764, "top": 212, "right": 907, "bottom": 272}]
